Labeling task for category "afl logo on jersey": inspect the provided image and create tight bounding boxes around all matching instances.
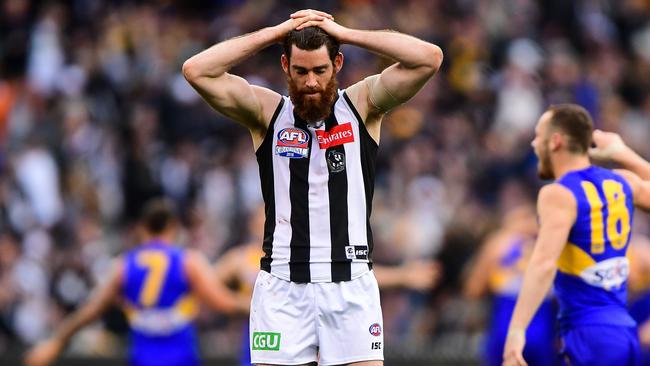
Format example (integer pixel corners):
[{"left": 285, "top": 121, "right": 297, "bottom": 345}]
[
  {"left": 276, "top": 128, "right": 310, "bottom": 158},
  {"left": 369, "top": 323, "right": 382, "bottom": 337}
]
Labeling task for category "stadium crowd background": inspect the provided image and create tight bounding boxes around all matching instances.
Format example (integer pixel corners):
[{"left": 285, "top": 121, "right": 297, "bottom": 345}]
[{"left": 2, "top": 0, "right": 650, "bottom": 364}]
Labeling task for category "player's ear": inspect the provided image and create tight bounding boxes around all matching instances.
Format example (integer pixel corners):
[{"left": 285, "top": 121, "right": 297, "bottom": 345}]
[
  {"left": 281, "top": 54, "right": 289, "bottom": 74},
  {"left": 334, "top": 52, "right": 343, "bottom": 73},
  {"left": 550, "top": 132, "right": 563, "bottom": 151}
]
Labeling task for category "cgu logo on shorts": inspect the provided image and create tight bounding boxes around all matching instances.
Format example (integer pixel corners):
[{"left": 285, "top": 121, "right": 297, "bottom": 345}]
[
  {"left": 252, "top": 332, "right": 281, "bottom": 351},
  {"left": 276, "top": 128, "right": 309, "bottom": 158},
  {"left": 579, "top": 256, "right": 629, "bottom": 291}
]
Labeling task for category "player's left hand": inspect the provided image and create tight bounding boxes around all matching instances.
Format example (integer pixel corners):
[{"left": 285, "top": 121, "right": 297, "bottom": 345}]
[
  {"left": 502, "top": 329, "right": 528, "bottom": 366},
  {"left": 24, "top": 339, "right": 64, "bottom": 366},
  {"left": 292, "top": 13, "right": 350, "bottom": 41}
]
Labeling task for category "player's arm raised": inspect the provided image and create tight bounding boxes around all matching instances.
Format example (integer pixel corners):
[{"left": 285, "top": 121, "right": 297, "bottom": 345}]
[
  {"left": 182, "top": 10, "right": 333, "bottom": 147},
  {"left": 591, "top": 130, "right": 650, "bottom": 180},
  {"left": 296, "top": 16, "right": 443, "bottom": 141},
  {"left": 503, "top": 184, "right": 576, "bottom": 366},
  {"left": 615, "top": 169, "right": 650, "bottom": 212},
  {"left": 24, "top": 259, "right": 124, "bottom": 366}
]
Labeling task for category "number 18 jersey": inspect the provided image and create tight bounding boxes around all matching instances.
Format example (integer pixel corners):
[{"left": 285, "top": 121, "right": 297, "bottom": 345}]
[{"left": 555, "top": 166, "right": 636, "bottom": 330}]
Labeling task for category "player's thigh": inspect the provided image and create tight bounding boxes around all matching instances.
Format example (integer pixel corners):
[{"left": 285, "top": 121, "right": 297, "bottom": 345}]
[
  {"left": 250, "top": 271, "right": 318, "bottom": 364},
  {"left": 317, "top": 271, "right": 384, "bottom": 366},
  {"left": 343, "top": 361, "right": 383, "bottom": 366},
  {"left": 254, "top": 363, "right": 317, "bottom": 366}
]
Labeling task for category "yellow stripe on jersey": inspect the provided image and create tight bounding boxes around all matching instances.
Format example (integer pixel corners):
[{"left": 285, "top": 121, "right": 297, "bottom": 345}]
[
  {"left": 557, "top": 242, "right": 596, "bottom": 276},
  {"left": 174, "top": 294, "right": 199, "bottom": 319}
]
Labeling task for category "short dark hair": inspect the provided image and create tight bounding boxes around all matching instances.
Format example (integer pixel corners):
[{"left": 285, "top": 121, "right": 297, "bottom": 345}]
[
  {"left": 140, "top": 198, "right": 176, "bottom": 235},
  {"left": 547, "top": 104, "right": 593, "bottom": 154},
  {"left": 282, "top": 27, "right": 340, "bottom": 63}
]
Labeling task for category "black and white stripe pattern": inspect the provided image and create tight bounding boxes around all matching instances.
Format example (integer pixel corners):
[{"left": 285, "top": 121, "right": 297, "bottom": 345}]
[{"left": 256, "top": 90, "right": 377, "bottom": 283}]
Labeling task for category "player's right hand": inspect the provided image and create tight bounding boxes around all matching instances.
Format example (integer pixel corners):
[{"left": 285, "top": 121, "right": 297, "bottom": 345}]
[
  {"left": 502, "top": 329, "right": 528, "bottom": 366},
  {"left": 589, "top": 129, "right": 627, "bottom": 161},
  {"left": 24, "top": 339, "right": 63, "bottom": 366}
]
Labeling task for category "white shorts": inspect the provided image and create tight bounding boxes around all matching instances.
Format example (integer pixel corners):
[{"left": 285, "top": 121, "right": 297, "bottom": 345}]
[{"left": 250, "top": 270, "right": 384, "bottom": 365}]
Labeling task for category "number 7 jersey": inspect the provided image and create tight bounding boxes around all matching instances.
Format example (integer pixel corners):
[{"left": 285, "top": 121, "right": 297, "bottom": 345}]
[{"left": 555, "top": 166, "right": 636, "bottom": 330}]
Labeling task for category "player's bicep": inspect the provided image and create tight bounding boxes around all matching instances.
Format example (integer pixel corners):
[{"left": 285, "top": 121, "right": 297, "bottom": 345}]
[
  {"left": 374, "top": 62, "right": 435, "bottom": 111},
  {"left": 616, "top": 169, "right": 650, "bottom": 212},
  {"left": 188, "top": 73, "right": 279, "bottom": 132}
]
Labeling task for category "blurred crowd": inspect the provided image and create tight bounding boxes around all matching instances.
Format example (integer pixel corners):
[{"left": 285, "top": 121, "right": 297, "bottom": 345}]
[{"left": 2, "top": 0, "right": 650, "bottom": 362}]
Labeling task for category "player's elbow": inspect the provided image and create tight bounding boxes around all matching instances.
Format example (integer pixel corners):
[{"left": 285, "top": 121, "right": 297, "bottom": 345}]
[
  {"left": 422, "top": 45, "right": 443, "bottom": 74},
  {"left": 182, "top": 59, "right": 200, "bottom": 83}
]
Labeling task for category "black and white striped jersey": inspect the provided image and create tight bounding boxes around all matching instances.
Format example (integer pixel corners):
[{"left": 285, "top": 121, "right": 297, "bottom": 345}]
[{"left": 255, "top": 90, "right": 378, "bottom": 283}]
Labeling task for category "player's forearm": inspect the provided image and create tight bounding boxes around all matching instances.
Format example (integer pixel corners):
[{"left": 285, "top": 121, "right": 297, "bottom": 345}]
[
  {"left": 52, "top": 302, "right": 105, "bottom": 345},
  {"left": 183, "top": 24, "right": 287, "bottom": 80},
  {"left": 508, "top": 261, "right": 556, "bottom": 331},
  {"left": 340, "top": 29, "right": 443, "bottom": 71},
  {"left": 613, "top": 148, "right": 650, "bottom": 180},
  {"left": 372, "top": 266, "right": 404, "bottom": 289}
]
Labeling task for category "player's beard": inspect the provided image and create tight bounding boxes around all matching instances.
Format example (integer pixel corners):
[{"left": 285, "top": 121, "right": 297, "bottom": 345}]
[
  {"left": 537, "top": 144, "right": 555, "bottom": 180},
  {"left": 287, "top": 73, "right": 338, "bottom": 123}
]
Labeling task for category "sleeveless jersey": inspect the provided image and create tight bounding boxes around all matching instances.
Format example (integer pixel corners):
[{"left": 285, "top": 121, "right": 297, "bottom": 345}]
[
  {"left": 256, "top": 90, "right": 378, "bottom": 283},
  {"left": 122, "top": 241, "right": 199, "bottom": 366},
  {"left": 555, "top": 166, "right": 636, "bottom": 330}
]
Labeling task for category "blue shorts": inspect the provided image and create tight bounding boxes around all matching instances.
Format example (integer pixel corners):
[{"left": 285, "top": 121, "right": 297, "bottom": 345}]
[
  {"left": 129, "top": 328, "right": 201, "bottom": 366},
  {"left": 560, "top": 325, "right": 640, "bottom": 366}
]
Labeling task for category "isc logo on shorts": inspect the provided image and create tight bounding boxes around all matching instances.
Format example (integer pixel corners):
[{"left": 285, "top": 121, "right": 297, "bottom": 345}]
[{"left": 252, "top": 332, "right": 281, "bottom": 351}]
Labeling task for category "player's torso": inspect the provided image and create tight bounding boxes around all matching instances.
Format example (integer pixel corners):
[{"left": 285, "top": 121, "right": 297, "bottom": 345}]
[
  {"left": 255, "top": 90, "right": 378, "bottom": 283},
  {"left": 554, "top": 166, "right": 636, "bottom": 329},
  {"left": 122, "top": 242, "right": 198, "bottom": 343}
]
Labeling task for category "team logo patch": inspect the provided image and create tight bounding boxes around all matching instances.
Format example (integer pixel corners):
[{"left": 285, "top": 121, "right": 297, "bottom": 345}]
[
  {"left": 276, "top": 128, "right": 309, "bottom": 158},
  {"left": 252, "top": 332, "right": 281, "bottom": 351},
  {"left": 327, "top": 150, "right": 346, "bottom": 173},
  {"left": 345, "top": 245, "right": 368, "bottom": 260},
  {"left": 369, "top": 323, "right": 382, "bottom": 337},
  {"left": 315, "top": 122, "right": 354, "bottom": 149}
]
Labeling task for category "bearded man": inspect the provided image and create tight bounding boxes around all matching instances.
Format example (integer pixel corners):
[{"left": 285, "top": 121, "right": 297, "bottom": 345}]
[{"left": 183, "top": 9, "right": 443, "bottom": 366}]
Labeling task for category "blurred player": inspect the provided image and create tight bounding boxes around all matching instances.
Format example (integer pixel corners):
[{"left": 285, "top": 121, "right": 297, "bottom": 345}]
[
  {"left": 628, "top": 236, "right": 650, "bottom": 366},
  {"left": 503, "top": 104, "right": 650, "bottom": 366},
  {"left": 590, "top": 129, "right": 650, "bottom": 365},
  {"left": 25, "top": 198, "right": 247, "bottom": 366},
  {"left": 183, "top": 8, "right": 442, "bottom": 366},
  {"left": 464, "top": 204, "right": 557, "bottom": 366},
  {"left": 213, "top": 205, "right": 440, "bottom": 366}
]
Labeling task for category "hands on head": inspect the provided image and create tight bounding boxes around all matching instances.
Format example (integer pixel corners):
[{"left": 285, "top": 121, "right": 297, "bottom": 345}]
[{"left": 287, "top": 9, "right": 346, "bottom": 40}]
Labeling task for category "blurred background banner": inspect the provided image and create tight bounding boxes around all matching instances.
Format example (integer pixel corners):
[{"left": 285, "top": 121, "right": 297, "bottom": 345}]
[{"left": 2, "top": 0, "right": 650, "bottom": 365}]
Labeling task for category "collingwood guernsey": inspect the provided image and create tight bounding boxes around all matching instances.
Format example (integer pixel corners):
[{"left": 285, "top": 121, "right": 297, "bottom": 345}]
[{"left": 255, "top": 90, "right": 377, "bottom": 283}]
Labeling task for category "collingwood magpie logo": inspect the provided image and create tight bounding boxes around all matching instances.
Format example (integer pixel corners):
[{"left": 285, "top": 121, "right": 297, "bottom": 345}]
[{"left": 327, "top": 150, "right": 345, "bottom": 173}]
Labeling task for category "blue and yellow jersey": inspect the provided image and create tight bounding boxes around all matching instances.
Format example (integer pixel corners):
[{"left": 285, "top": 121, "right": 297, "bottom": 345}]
[
  {"left": 488, "top": 237, "right": 529, "bottom": 296},
  {"left": 485, "top": 237, "right": 557, "bottom": 366},
  {"left": 122, "top": 240, "right": 200, "bottom": 366},
  {"left": 555, "top": 166, "right": 636, "bottom": 330}
]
